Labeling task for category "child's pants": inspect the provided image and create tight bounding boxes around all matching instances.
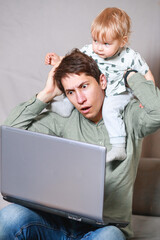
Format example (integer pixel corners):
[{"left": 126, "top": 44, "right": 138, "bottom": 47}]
[{"left": 102, "top": 92, "right": 133, "bottom": 145}]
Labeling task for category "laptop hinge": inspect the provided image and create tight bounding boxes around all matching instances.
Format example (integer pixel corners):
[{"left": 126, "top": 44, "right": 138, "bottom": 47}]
[{"left": 68, "top": 214, "right": 82, "bottom": 222}]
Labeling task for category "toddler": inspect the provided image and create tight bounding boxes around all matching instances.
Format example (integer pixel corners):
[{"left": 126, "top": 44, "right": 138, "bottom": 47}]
[{"left": 45, "top": 7, "right": 155, "bottom": 162}]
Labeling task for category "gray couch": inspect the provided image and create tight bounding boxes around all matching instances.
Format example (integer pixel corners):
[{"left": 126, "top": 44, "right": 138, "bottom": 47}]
[{"left": 131, "top": 157, "right": 160, "bottom": 239}]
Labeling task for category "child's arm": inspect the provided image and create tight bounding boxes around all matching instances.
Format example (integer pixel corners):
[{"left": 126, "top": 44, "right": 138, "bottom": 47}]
[
  {"left": 45, "top": 52, "right": 64, "bottom": 66},
  {"left": 144, "top": 69, "right": 155, "bottom": 84}
]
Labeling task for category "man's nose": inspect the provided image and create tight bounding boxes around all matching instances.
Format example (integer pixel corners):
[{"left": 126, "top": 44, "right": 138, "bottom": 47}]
[{"left": 76, "top": 92, "right": 86, "bottom": 104}]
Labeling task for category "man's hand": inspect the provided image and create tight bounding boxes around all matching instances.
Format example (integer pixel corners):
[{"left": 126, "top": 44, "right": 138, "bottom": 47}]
[
  {"left": 124, "top": 69, "right": 138, "bottom": 86},
  {"left": 124, "top": 69, "right": 144, "bottom": 108},
  {"left": 37, "top": 66, "right": 62, "bottom": 103},
  {"left": 45, "top": 52, "right": 61, "bottom": 66}
]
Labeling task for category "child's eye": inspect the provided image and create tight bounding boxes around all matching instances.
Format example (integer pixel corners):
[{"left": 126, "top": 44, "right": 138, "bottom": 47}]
[
  {"left": 94, "top": 40, "right": 98, "bottom": 43},
  {"left": 105, "top": 43, "right": 109, "bottom": 46}
]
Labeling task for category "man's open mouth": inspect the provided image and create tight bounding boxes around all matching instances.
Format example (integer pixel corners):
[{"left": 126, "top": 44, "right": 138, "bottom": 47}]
[{"left": 80, "top": 106, "right": 91, "bottom": 114}]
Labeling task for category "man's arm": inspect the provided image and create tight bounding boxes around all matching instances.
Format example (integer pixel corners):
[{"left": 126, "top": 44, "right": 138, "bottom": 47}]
[
  {"left": 4, "top": 67, "right": 63, "bottom": 132},
  {"left": 37, "top": 66, "right": 62, "bottom": 103},
  {"left": 125, "top": 72, "right": 160, "bottom": 138},
  {"left": 144, "top": 69, "right": 155, "bottom": 84},
  {"left": 4, "top": 97, "right": 47, "bottom": 130}
]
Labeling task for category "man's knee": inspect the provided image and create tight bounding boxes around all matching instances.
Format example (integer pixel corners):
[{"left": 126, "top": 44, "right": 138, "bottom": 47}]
[
  {"left": 0, "top": 204, "right": 34, "bottom": 239},
  {"left": 83, "top": 225, "right": 126, "bottom": 240},
  {"left": 101, "top": 226, "right": 126, "bottom": 239}
]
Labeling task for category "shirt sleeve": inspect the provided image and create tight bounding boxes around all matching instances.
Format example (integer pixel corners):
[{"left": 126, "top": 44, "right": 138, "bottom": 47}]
[
  {"left": 3, "top": 96, "right": 63, "bottom": 136},
  {"left": 80, "top": 44, "right": 88, "bottom": 53},
  {"left": 130, "top": 50, "right": 149, "bottom": 75},
  {"left": 80, "top": 44, "right": 93, "bottom": 57},
  {"left": 125, "top": 73, "right": 160, "bottom": 138},
  {"left": 4, "top": 96, "right": 46, "bottom": 127}
]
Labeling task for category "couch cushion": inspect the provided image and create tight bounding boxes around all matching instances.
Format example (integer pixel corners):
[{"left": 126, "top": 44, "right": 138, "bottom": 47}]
[
  {"left": 132, "top": 158, "right": 160, "bottom": 216},
  {"left": 131, "top": 214, "right": 160, "bottom": 240}
]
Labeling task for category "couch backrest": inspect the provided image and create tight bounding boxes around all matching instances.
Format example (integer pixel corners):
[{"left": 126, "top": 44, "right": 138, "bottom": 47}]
[{"left": 132, "top": 157, "right": 160, "bottom": 216}]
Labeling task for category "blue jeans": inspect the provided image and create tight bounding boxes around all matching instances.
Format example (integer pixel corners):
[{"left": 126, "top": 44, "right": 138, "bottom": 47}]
[{"left": 0, "top": 204, "right": 126, "bottom": 240}]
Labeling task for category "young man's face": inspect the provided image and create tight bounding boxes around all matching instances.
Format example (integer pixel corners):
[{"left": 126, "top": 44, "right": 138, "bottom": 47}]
[{"left": 61, "top": 73, "right": 106, "bottom": 124}]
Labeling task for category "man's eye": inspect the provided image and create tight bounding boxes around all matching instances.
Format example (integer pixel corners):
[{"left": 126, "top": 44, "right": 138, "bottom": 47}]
[
  {"left": 105, "top": 43, "right": 109, "bottom": 46},
  {"left": 68, "top": 91, "right": 73, "bottom": 95},
  {"left": 82, "top": 84, "right": 87, "bottom": 89},
  {"left": 94, "top": 40, "right": 98, "bottom": 43}
]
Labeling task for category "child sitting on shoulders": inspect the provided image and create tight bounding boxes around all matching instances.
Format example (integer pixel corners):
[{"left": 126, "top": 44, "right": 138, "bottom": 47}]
[{"left": 45, "top": 7, "right": 155, "bottom": 162}]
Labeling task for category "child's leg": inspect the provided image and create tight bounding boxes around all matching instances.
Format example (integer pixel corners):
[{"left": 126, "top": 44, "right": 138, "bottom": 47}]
[
  {"left": 103, "top": 92, "right": 133, "bottom": 162},
  {"left": 48, "top": 96, "right": 74, "bottom": 117}
]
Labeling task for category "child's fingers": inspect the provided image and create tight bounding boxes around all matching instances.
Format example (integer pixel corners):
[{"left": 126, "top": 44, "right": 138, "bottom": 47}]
[
  {"left": 45, "top": 53, "right": 53, "bottom": 65},
  {"left": 45, "top": 57, "right": 49, "bottom": 64},
  {"left": 45, "top": 53, "right": 59, "bottom": 66}
]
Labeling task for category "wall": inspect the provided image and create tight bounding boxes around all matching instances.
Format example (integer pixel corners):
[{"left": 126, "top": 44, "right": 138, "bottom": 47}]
[{"left": 0, "top": 0, "right": 160, "bottom": 209}]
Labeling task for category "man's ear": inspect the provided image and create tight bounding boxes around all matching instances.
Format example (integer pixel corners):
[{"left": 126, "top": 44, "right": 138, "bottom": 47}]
[
  {"left": 99, "top": 74, "right": 107, "bottom": 90},
  {"left": 120, "top": 36, "right": 128, "bottom": 48}
]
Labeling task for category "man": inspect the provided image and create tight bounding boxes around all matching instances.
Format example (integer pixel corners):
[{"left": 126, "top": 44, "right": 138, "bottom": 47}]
[{"left": 0, "top": 49, "right": 160, "bottom": 239}]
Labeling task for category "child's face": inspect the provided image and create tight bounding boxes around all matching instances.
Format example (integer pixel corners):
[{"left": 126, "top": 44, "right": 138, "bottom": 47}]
[{"left": 92, "top": 36, "right": 125, "bottom": 59}]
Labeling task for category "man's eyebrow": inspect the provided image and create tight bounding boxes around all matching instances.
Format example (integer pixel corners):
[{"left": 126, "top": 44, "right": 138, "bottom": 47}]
[
  {"left": 65, "top": 87, "right": 74, "bottom": 93},
  {"left": 65, "top": 81, "right": 89, "bottom": 92}
]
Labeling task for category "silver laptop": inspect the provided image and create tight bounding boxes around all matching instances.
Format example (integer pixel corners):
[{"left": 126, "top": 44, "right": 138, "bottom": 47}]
[{"left": 0, "top": 125, "right": 128, "bottom": 227}]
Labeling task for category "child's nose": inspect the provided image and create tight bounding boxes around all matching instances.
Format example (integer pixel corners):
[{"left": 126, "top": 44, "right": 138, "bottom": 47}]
[{"left": 97, "top": 43, "right": 103, "bottom": 50}]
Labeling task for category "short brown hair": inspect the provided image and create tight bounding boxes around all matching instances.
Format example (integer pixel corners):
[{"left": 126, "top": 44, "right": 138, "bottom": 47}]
[
  {"left": 54, "top": 48, "right": 101, "bottom": 93},
  {"left": 91, "top": 7, "right": 131, "bottom": 42}
]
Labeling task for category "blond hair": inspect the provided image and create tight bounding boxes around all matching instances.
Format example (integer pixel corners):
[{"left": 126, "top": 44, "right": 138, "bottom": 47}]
[{"left": 91, "top": 7, "right": 131, "bottom": 42}]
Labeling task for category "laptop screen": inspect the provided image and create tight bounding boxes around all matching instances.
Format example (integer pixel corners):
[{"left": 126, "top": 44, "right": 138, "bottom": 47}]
[{"left": 1, "top": 125, "right": 106, "bottom": 222}]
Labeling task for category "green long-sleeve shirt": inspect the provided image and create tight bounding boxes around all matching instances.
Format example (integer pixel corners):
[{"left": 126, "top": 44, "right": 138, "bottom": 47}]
[{"left": 4, "top": 73, "right": 160, "bottom": 239}]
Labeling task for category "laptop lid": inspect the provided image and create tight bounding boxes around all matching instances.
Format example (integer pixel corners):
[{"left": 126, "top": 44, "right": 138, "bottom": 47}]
[
  {"left": 0, "top": 126, "right": 106, "bottom": 220},
  {"left": 0, "top": 125, "right": 128, "bottom": 227}
]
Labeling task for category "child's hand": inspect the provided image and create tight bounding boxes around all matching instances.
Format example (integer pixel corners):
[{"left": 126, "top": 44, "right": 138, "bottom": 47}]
[{"left": 45, "top": 52, "right": 61, "bottom": 66}]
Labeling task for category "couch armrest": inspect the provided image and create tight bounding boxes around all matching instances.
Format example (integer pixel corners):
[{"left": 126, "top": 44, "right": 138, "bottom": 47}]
[
  {"left": 132, "top": 157, "right": 160, "bottom": 216},
  {"left": 131, "top": 214, "right": 160, "bottom": 239}
]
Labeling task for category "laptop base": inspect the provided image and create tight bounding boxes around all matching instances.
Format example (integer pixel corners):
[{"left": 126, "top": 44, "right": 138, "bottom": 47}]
[{"left": 3, "top": 196, "right": 128, "bottom": 228}]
